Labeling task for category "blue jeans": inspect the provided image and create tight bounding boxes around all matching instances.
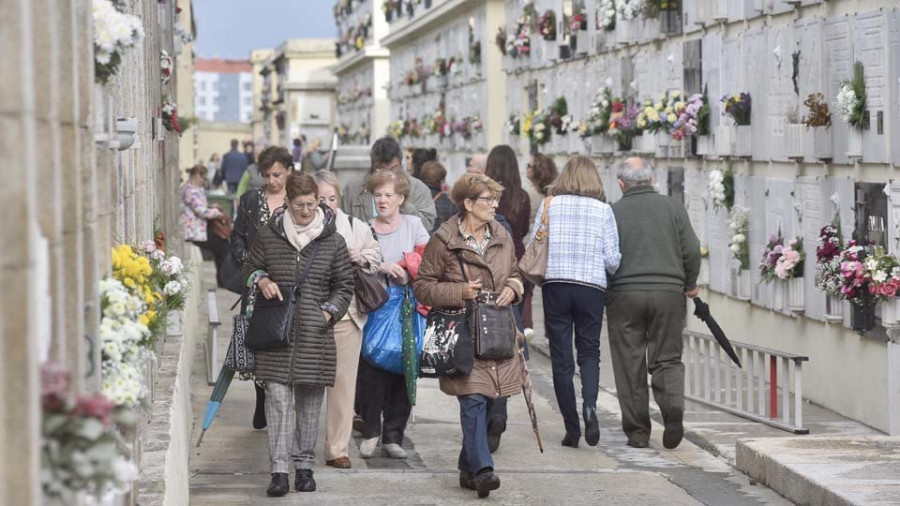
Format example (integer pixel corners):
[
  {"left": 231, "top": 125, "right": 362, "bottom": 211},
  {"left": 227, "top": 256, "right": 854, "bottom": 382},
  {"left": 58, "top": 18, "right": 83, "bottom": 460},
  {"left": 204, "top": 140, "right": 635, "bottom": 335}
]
[
  {"left": 457, "top": 395, "right": 493, "bottom": 474},
  {"left": 542, "top": 282, "right": 605, "bottom": 438}
]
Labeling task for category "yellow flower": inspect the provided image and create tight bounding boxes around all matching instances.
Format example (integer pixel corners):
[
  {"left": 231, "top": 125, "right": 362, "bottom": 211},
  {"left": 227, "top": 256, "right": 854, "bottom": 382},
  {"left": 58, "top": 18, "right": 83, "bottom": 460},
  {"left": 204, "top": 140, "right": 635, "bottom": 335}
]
[
  {"left": 675, "top": 101, "right": 685, "bottom": 112},
  {"left": 139, "top": 314, "right": 150, "bottom": 326},
  {"left": 667, "top": 113, "right": 677, "bottom": 123},
  {"left": 124, "top": 278, "right": 135, "bottom": 288},
  {"left": 734, "top": 94, "right": 741, "bottom": 102}
]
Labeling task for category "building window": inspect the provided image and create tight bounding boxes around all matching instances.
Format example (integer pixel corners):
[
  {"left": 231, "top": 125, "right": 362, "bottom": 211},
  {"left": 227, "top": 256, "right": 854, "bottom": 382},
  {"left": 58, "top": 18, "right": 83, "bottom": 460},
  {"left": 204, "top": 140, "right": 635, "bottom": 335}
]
[
  {"left": 243, "top": 82, "right": 252, "bottom": 92},
  {"left": 198, "top": 97, "right": 206, "bottom": 106}
]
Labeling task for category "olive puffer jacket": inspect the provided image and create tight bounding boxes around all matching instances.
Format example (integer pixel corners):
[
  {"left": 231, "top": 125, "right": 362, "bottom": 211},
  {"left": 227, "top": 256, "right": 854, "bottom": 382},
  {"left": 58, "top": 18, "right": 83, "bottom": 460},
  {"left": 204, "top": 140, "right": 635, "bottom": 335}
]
[
  {"left": 414, "top": 217, "right": 524, "bottom": 399},
  {"left": 242, "top": 205, "right": 355, "bottom": 387}
]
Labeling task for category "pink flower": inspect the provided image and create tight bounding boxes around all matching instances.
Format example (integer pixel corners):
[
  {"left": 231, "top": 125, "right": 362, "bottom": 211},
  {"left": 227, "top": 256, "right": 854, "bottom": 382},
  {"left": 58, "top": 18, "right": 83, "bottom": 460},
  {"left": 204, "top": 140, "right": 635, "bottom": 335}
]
[{"left": 74, "top": 393, "right": 114, "bottom": 428}]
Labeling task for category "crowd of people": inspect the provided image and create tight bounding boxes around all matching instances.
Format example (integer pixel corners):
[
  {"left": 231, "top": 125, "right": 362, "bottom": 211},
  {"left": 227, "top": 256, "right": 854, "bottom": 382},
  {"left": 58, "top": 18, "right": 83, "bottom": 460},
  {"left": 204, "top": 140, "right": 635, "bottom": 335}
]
[{"left": 179, "top": 135, "right": 701, "bottom": 500}]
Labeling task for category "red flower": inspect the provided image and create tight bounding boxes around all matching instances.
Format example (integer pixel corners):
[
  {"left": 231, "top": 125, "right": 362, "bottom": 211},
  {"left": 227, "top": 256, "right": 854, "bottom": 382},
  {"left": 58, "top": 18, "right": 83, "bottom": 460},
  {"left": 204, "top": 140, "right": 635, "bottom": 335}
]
[
  {"left": 612, "top": 101, "right": 624, "bottom": 113},
  {"left": 74, "top": 393, "right": 114, "bottom": 428}
]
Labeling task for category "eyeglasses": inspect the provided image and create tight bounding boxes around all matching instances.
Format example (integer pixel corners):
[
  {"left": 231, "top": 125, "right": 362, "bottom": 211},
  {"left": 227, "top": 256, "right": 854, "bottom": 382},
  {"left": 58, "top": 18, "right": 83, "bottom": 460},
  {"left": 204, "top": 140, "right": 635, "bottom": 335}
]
[
  {"left": 289, "top": 202, "right": 318, "bottom": 211},
  {"left": 473, "top": 196, "right": 500, "bottom": 205}
]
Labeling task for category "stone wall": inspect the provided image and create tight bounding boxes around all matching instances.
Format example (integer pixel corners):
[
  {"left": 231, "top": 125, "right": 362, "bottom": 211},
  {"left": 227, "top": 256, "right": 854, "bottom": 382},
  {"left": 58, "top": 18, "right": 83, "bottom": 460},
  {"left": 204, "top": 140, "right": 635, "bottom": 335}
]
[{"left": 0, "top": 0, "right": 194, "bottom": 503}]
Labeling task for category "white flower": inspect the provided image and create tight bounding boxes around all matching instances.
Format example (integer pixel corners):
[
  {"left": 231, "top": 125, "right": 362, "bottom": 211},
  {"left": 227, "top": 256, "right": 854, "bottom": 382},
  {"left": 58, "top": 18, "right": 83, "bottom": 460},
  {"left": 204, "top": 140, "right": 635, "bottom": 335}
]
[
  {"left": 164, "top": 280, "right": 183, "bottom": 296},
  {"left": 733, "top": 233, "right": 746, "bottom": 243},
  {"left": 598, "top": 0, "right": 616, "bottom": 29},
  {"left": 616, "top": 0, "right": 645, "bottom": 21},
  {"left": 834, "top": 84, "right": 859, "bottom": 124},
  {"left": 731, "top": 244, "right": 741, "bottom": 253}
]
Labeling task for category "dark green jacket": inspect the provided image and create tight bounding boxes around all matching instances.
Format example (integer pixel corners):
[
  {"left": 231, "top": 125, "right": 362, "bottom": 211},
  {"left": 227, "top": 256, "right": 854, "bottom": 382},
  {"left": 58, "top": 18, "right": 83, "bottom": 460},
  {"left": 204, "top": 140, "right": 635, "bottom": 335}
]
[
  {"left": 242, "top": 205, "right": 354, "bottom": 386},
  {"left": 610, "top": 185, "right": 701, "bottom": 292}
]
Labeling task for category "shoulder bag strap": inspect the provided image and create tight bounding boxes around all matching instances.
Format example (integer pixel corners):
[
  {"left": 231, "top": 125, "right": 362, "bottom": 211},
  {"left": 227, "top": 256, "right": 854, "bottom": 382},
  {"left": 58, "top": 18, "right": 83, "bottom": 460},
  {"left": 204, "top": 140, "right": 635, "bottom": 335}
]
[
  {"left": 540, "top": 196, "right": 553, "bottom": 227},
  {"left": 432, "top": 191, "right": 444, "bottom": 202},
  {"left": 294, "top": 240, "right": 323, "bottom": 291}
]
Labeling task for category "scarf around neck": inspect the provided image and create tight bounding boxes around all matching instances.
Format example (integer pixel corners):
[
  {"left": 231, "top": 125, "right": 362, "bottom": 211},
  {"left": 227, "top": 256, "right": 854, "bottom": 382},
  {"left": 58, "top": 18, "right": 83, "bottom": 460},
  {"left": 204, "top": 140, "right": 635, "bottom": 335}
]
[{"left": 284, "top": 207, "right": 325, "bottom": 252}]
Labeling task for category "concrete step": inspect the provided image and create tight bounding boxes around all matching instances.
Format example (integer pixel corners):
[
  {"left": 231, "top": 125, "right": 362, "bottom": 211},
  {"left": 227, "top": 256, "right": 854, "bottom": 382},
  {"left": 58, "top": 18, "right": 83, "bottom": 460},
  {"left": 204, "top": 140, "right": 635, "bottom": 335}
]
[{"left": 736, "top": 436, "right": 900, "bottom": 505}]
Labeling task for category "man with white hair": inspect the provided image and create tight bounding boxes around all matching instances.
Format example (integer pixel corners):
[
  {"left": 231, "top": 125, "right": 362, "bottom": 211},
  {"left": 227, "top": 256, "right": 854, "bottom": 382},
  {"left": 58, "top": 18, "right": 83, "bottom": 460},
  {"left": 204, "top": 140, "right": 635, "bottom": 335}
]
[
  {"left": 608, "top": 157, "right": 701, "bottom": 450},
  {"left": 466, "top": 153, "right": 487, "bottom": 174}
]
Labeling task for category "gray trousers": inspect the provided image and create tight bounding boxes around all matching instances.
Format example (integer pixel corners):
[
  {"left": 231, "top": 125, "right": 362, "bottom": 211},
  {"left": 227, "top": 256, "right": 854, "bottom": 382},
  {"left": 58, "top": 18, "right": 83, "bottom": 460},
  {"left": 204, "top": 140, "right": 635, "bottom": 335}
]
[
  {"left": 607, "top": 290, "right": 686, "bottom": 444},
  {"left": 265, "top": 382, "right": 325, "bottom": 473}
]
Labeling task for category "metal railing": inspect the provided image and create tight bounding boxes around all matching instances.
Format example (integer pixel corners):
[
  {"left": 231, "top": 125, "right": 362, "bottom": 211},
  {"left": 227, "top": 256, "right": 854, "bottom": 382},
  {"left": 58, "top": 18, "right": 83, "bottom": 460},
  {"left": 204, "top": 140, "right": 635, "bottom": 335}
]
[
  {"left": 683, "top": 330, "right": 809, "bottom": 434},
  {"left": 205, "top": 289, "right": 221, "bottom": 385}
]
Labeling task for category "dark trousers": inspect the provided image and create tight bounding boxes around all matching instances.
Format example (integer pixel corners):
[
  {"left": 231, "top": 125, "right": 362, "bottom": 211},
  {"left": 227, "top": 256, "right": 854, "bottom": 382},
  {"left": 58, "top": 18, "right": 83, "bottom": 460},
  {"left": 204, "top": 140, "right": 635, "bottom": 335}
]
[
  {"left": 358, "top": 359, "right": 411, "bottom": 445},
  {"left": 457, "top": 395, "right": 494, "bottom": 474},
  {"left": 227, "top": 182, "right": 239, "bottom": 194},
  {"left": 607, "top": 290, "right": 686, "bottom": 444},
  {"left": 190, "top": 236, "right": 228, "bottom": 287},
  {"left": 542, "top": 282, "right": 605, "bottom": 438},
  {"left": 521, "top": 280, "right": 535, "bottom": 329}
]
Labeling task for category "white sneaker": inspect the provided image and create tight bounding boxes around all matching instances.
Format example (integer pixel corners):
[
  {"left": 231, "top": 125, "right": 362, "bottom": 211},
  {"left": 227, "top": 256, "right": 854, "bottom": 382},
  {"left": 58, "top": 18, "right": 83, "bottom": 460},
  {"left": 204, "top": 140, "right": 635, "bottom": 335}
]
[
  {"left": 524, "top": 328, "right": 535, "bottom": 342},
  {"left": 359, "top": 437, "right": 379, "bottom": 459},
  {"left": 382, "top": 443, "right": 408, "bottom": 459}
]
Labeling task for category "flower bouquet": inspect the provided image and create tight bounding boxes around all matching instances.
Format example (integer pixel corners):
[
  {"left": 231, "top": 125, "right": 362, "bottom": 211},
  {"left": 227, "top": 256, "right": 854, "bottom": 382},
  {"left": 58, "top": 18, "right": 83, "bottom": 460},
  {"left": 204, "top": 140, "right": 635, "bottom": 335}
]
[
  {"left": 759, "top": 232, "right": 785, "bottom": 283},
  {"left": 162, "top": 96, "right": 183, "bottom": 136},
  {"left": 803, "top": 93, "right": 833, "bottom": 161},
  {"left": 864, "top": 249, "right": 900, "bottom": 327},
  {"left": 837, "top": 241, "right": 873, "bottom": 306},
  {"left": 707, "top": 169, "right": 733, "bottom": 211},
  {"left": 815, "top": 222, "right": 845, "bottom": 321},
  {"left": 718, "top": 92, "right": 752, "bottom": 157},
  {"left": 607, "top": 100, "right": 637, "bottom": 151},
  {"left": 505, "top": 114, "right": 520, "bottom": 136},
  {"left": 93, "top": 0, "right": 144, "bottom": 84},
  {"left": 835, "top": 61, "right": 866, "bottom": 158},
  {"left": 776, "top": 238, "right": 806, "bottom": 312},
  {"left": 538, "top": 10, "right": 557, "bottom": 41},
  {"left": 729, "top": 206, "right": 751, "bottom": 300}
]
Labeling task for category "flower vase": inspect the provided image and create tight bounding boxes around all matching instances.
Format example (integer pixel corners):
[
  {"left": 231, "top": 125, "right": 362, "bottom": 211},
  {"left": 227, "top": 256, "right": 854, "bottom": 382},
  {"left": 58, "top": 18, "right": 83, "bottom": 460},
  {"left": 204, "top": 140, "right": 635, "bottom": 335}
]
[
  {"left": 734, "top": 125, "right": 752, "bottom": 157},
  {"left": 769, "top": 280, "right": 785, "bottom": 311},
  {"left": 737, "top": 269, "right": 751, "bottom": 300},
  {"left": 787, "top": 277, "right": 805, "bottom": 313},
  {"left": 656, "top": 132, "right": 672, "bottom": 157},
  {"left": 825, "top": 295, "right": 844, "bottom": 322},
  {"left": 695, "top": 134, "right": 713, "bottom": 156},
  {"left": 783, "top": 124, "right": 804, "bottom": 159},
  {"left": 640, "top": 131, "right": 658, "bottom": 154},
  {"left": 425, "top": 0, "right": 432, "bottom": 8},
  {"left": 812, "top": 126, "right": 832, "bottom": 160},
  {"left": 617, "top": 19, "right": 635, "bottom": 46},
  {"left": 847, "top": 128, "right": 862, "bottom": 159},
  {"left": 597, "top": 136, "right": 616, "bottom": 154},
  {"left": 882, "top": 298, "right": 900, "bottom": 328},
  {"left": 715, "top": 125, "right": 734, "bottom": 157},
  {"left": 698, "top": 258, "right": 710, "bottom": 286}
]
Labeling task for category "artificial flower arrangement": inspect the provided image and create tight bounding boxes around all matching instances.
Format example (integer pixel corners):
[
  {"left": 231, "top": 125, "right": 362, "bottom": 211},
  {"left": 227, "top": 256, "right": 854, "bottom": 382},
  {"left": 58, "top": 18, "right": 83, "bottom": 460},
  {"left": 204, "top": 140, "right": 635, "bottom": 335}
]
[
  {"left": 637, "top": 90, "right": 683, "bottom": 135},
  {"left": 41, "top": 362, "right": 138, "bottom": 499},
  {"left": 93, "top": 0, "right": 144, "bottom": 84},
  {"left": 606, "top": 99, "right": 638, "bottom": 145},
  {"left": 728, "top": 206, "right": 750, "bottom": 270},
  {"left": 570, "top": 9, "right": 587, "bottom": 31},
  {"left": 505, "top": 7, "right": 534, "bottom": 58},
  {"left": 523, "top": 109, "right": 551, "bottom": 146},
  {"left": 776, "top": 238, "right": 805, "bottom": 280},
  {"left": 577, "top": 120, "right": 593, "bottom": 138},
  {"left": 722, "top": 92, "right": 752, "bottom": 125},
  {"left": 99, "top": 278, "right": 151, "bottom": 408},
  {"left": 864, "top": 248, "right": 900, "bottom": 302},
  {"left": 670, "top": 93, "right": 707, "bottom": 141},
  {"left": 137, "top": 240, "right": 189, "bottom": 312},
  {"left": 160, "top": 50, "right": 173, "bottom": 85},
  {"left": 162, "top": 96, "right": 183, "bottom": 135},
  {"left": 381, "top": 0, "right": 400, "bottom": 21},
  {"left": 407, "top": 117, "right": 423, "bottom": 138},
  {"left": 837, "top": 241, "right": 872, "bottom": 303},
  {"left": 337, "top": 124, "right": 350, "bottom": 143},
  {"left": 506, "top": 114, "right": 521, "bottom": 136},
  {"left": 586, "top": 86, "right": 614, "bottom": 136},
  {"left": 759, "top": 231, "right": 785, "bottom": 283},
  {"left": 548, "top": 97, "right": 572, "bottom": 135},
  {"left": 469, "top": 40, "right": 482, "bottom": 66},
  {"left": 538, "top": 9, "right": 557, "bottom": 41},
  {"left": 834, "top": 61, "right": 866, "bottom": 129},
  {"left": 803, "top": 93, "right": 832, "bottom": 129},
  {"left": 432, "top": 57, "right": 455, "bottom": 77},
  {"left": 707, "top": 169, "right": 734, "bottom": 211},
  {"left": 815, "top": 222, "right": 843, "bottom": 297},
  {"left": 616, "top": 0, "right": 645, "bottom": 21},
  {"left": 597, "top": 0, "right": 616, "bottom": 31},
  {"left": 389, "top": 119, "right": 408, "bottom": 139}
]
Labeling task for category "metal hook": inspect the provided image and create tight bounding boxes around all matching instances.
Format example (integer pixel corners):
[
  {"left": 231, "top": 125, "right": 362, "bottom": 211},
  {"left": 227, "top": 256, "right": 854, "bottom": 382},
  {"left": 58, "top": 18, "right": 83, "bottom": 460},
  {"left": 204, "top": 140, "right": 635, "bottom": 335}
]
[{"left": 84, "top": 332, "right": 96, "bottom": 378}]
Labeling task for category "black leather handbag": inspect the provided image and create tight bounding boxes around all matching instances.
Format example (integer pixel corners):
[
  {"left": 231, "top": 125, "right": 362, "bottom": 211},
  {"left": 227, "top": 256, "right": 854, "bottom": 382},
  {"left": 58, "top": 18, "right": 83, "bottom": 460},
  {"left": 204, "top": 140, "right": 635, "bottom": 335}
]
[
  {"left": 246, "top": 241, "right": 321, "bottom": 351},
  {"left": 353, "top": 220, "right": 388, "bottom": 313},
  {"left": 420, "top": 254, "right": 475, "bottom": 377},
  {"left": 457, "top": 252, "right": 517, "bottom": 361}
]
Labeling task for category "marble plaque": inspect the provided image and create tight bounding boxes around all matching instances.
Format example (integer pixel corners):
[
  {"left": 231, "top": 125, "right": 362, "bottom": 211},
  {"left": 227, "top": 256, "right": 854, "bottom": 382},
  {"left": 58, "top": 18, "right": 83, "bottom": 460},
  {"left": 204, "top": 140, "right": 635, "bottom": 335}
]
[
  {"left": 855, "top": 10, "right": 887, "bottom": 163},
  {"left": 824, "top": 15, "right": 853, "bottom": 165}
]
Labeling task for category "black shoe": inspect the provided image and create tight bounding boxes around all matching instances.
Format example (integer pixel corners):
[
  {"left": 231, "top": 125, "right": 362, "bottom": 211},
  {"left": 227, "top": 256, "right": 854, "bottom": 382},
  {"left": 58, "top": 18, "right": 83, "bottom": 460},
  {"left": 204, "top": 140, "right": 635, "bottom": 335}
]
[
  {"left": 352, "top": 415, "right": 364, "bottom": 434},
  {"left": 561, "top": 433, "right": 580, "bottom": 448},
  {"left": 459, "top": 470, "right": 476, "bottom": 490},
  {"left": 265, "top": 473, "right": 289, "bottom": 497},
  {"left": 294, "top": 468, "right": 316, "bottom": 492},
  {"left": 583, "top": 406, "right": 600, "bottom": 447},
  {"left": 473, "top": 470, "right": 500, "bottom": 498},
  {"left": 663, "top": 406, "right": 684, "bottom": 449},
  {"left": 487, "top": 418, "right": 506, "bottom": 454},
  {"left": 252, "top": 384, "right": 267, "bottom": 430},
  {"left": 627, "top": 439, "right": 649, "bottom": 449}
]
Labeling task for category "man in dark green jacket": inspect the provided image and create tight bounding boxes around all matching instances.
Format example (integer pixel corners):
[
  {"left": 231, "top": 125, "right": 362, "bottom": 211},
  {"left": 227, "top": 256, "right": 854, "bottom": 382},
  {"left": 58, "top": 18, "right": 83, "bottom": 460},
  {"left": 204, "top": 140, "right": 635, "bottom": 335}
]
[{"left": 609, "top": 157, "right": 701, "bottom": 450}]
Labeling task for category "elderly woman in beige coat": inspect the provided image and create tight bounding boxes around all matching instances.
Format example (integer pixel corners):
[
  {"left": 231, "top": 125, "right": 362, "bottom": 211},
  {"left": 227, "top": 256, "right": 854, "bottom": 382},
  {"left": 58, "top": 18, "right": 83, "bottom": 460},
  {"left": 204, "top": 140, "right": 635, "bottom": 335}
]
[
  {"left": 414, "top": 173, "right": 524, "bottom": 500},
  {"left": 314, "top": 171, "right": 382, "bottom": 470}
]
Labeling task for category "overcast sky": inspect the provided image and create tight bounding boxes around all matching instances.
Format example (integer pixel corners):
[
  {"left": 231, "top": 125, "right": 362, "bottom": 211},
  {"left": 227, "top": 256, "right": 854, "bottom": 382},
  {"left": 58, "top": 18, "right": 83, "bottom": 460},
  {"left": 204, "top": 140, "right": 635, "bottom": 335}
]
[{"left": 192, "top": 0, "right": 333, "bottom": 59}]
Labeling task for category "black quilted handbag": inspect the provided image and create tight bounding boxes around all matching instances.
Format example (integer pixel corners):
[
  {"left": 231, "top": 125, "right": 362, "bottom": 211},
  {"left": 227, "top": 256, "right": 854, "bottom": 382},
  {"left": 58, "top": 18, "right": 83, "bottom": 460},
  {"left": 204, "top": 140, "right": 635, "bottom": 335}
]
[
  {"left": 246, "top": 241, "right": 321, "bottom": 351},
  {"left": 457, "top": 252, "right": 516, "bottom": 361}
]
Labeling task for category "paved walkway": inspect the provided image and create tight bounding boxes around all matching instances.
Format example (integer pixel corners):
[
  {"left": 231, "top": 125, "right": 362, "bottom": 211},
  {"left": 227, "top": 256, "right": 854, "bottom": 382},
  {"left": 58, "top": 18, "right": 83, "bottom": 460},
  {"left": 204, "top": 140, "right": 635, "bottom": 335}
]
[{"left": 187, "top": 268, "right": 875, "bottom": 504}]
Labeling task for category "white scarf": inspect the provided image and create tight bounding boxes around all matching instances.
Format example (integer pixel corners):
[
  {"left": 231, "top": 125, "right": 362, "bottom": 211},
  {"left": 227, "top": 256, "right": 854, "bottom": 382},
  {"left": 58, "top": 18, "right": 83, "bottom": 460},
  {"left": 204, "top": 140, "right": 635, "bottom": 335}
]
[{"left": 284, "top": 207, "right": 325, "bottom": 252}]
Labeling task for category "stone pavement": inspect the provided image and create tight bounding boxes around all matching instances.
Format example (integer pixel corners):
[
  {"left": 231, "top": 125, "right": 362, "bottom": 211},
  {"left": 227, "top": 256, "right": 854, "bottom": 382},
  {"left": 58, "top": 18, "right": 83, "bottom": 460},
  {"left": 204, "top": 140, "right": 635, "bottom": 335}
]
[{"left": 187, "top": 269, "right": 883, "bottom": 505}]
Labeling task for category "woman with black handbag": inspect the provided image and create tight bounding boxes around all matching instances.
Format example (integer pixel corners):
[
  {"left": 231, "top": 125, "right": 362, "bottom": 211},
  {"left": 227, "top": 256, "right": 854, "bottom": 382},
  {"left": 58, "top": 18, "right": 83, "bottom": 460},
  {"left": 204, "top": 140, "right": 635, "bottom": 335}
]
[
  {"left": 414, "top": 173, "right": 524, "bottom": 499},
  {"left": 314, "top": 170, "right": 383, "bottom": 470},
  {"left": 227, "top": 145, "right": 294, "bottom": 430},
  {"left": 241, "top": 172, "right": 354, "bottom": 497}
]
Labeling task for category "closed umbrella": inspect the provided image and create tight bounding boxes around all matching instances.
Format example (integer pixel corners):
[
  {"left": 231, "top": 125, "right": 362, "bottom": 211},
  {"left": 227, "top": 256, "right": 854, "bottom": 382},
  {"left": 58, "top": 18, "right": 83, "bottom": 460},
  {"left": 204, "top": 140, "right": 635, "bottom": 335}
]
[
  {"left": 518, "top": 342, "right": 544, "bottom": 453},
  {"left": 196, "top": 365, "right": 235, "bottom": 447},
  {"left": 401, "top": 286, "right": 418, "bottom": 406},
  {"left": 692, "top": 297, "right": 742, "bottom": 368}
]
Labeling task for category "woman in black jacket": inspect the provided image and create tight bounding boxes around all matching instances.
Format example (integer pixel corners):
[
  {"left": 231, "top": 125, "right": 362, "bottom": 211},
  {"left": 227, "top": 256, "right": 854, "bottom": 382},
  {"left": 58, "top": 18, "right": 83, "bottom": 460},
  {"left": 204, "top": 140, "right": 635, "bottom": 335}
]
[{"left": 230, "top": 145, "right": 294, "bottom": 430}]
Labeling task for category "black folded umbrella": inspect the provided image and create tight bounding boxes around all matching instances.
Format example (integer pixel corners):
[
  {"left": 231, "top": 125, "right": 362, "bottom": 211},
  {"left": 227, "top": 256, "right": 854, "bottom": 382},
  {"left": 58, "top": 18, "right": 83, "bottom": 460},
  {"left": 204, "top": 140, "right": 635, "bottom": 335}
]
[{"left": 692, "top": 297, "right": 742, "bottom": 368}]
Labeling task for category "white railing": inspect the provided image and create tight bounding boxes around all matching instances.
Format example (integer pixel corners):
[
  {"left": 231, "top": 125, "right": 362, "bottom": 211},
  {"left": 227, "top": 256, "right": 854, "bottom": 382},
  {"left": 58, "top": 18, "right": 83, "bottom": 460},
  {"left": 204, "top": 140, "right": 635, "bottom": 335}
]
[
  {"left": 683, "top": 330, "right": 809, "bottom": 434},
  {"left": 205, "top": 290, "right": 221, "bottom": 385}
]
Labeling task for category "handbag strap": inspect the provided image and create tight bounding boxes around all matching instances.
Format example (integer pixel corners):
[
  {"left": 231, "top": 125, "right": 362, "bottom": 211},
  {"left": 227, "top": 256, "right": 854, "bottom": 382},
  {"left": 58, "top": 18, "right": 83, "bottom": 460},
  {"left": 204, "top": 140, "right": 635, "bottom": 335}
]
[
  {"left": 455, "top": 250, "right": 469, "bottom": 283},
  {"left": 432, "top": 191, "right": 444, "bottom": 202},
  {"left": 293, "top": 240, "right": 323, "bottom": 291},
  {"left": 540, "top": 196, "right": 552, "bottom": 227}
]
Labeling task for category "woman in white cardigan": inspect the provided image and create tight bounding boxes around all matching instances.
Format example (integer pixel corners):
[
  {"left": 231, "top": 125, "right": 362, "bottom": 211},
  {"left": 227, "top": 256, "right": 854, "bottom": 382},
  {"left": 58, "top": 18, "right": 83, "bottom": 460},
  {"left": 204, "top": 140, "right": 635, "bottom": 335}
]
[{"left": 314, "top": 170, "right": 383, "bottom": 469}]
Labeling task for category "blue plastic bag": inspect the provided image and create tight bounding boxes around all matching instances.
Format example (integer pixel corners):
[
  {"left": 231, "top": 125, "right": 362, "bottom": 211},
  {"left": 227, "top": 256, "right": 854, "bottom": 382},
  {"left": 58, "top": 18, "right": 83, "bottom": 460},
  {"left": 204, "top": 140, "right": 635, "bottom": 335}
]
[{"left": 362, "top": 285, "right": 425, "bottom": 374}]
